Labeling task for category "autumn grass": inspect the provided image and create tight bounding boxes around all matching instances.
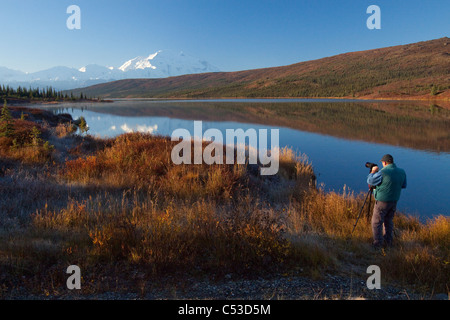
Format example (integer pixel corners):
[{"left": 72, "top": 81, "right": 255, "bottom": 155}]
[
  {"left": 285, "top": 188, "right": 449, "bottom": 294},
  {"left": 0, "top": 119, "right": 55, "bottom": 164},
  {"left": 0, "top": 125, "right": 448, "bottom": 298}
]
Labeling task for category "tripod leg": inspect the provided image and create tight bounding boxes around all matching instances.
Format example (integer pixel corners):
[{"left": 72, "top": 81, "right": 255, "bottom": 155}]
[
  {"left": 351, "top": 189, "right": 371, "bottom": 235},
  {"left": 366, "top": 190, "right": 372, "bottom": 219}
]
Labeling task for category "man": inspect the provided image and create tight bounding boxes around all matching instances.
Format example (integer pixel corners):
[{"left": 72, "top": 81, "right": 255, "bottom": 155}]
[{"left": 367, "top": 154, "right": 407, "bottom": 249}]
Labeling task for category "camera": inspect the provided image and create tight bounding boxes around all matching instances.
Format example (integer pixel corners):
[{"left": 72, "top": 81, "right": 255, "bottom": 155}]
[{"left": 365, "top": 162, "right": 378, "bottom": 171}]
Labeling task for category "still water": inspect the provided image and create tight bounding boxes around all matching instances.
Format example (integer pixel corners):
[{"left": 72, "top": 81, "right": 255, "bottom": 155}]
[{"left": 40, "top": 99, "right": 450, "bottom": 219}]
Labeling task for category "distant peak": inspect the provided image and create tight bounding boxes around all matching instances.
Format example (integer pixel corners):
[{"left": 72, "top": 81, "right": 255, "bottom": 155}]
[{"left": 147, "top": 51, "right": 161, "bottom": 60}]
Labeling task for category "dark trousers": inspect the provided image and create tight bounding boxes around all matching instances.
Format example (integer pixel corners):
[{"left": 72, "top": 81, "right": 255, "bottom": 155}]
[{"left": 371, "top": 200, "right": 397, "bottom": 247}]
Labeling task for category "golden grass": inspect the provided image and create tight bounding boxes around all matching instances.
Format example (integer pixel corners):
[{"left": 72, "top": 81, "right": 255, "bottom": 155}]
[
  {"left": 16, "top": 192, "right": 292, "bottom": 291},
  {"left": 0, "top": 130, "right": 448, "bottom": 297},
  {"left": 0, "top": 119, "right": 55, "bottom": 164},
  {"left": 54, "top": 122, "right": 76, "bottom": 138},
  {"left": 285, "top": 185, "right": 449, "bottom": 293}
]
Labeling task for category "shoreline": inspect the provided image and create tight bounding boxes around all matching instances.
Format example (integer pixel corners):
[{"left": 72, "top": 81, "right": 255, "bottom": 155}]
[
  {"left": 3, "top": 97, "right": 113, "bottom": 107},
  {"left": 18, "top": 95, "right": 450, "bottom": 109}
]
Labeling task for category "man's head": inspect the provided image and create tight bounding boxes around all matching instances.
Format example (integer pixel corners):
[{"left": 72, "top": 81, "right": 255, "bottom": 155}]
[{"left": 381, "top": 154, "right": 394, "bottom": 167}]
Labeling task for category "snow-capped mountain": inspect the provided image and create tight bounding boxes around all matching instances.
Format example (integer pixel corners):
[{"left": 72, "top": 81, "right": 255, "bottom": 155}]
[
  {"left": 0, "top": 50, "right": 220, "bottom": 90},
  {"left": 78, "top": 64, "right": 118, "bottom": 79},
  {"left": 117, "top": 50, "right": 219, "bottom": 78},
  {"left": 119, "top": 52, "right": 160, "bottom": 72}
]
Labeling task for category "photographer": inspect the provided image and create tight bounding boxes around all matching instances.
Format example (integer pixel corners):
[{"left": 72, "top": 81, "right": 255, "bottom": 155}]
[{"left": 367, "top": 154, "right": 407, "bottom": 249}]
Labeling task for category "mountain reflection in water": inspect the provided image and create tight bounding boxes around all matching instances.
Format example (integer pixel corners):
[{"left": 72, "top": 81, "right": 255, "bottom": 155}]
[{"left": 40, "top": 99, "right": 450, "bottom": 219}]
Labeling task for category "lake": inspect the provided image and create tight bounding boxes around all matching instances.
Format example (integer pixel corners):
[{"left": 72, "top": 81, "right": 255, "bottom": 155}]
[{"left": 39, "top": 99, "right": 450, "bottom": 219}]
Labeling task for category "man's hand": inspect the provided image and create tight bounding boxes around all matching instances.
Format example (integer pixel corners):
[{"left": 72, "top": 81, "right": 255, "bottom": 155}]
[{"left": 371, "top": 166, "right": 379, "bottom": 174}]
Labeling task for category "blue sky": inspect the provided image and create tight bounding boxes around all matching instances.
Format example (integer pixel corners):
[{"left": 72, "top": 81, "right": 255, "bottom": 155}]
[{"left": 0, "top": 0, "right": 448, "bottom": 73}]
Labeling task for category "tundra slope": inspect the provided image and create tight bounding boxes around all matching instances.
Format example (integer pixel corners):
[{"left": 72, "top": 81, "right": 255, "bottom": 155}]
[{"left": 68, "top": 37, "right": 450, "bottom": 101}]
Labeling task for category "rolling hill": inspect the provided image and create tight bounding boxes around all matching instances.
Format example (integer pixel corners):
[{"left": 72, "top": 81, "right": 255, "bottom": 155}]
[{"left": 68, "top": 37, "right": 450, "bottom": 100}]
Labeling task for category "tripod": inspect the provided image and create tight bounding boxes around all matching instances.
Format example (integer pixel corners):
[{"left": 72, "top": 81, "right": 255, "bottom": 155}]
[{"left": 351, "top": 187, "right": 374, "bottom": 235}]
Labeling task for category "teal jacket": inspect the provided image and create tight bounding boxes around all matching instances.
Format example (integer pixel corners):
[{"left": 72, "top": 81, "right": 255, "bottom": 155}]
[{"left": 367, "top": 163, "right": 407, "bottom": 202}]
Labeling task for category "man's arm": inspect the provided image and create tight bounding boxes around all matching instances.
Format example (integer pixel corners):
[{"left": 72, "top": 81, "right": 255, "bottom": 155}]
[
  {"left": 367, "top": 171, "right": 382, "bottom": 187},
  {"left": 402, "top": 174, "right": 407, "bottom": 189}
]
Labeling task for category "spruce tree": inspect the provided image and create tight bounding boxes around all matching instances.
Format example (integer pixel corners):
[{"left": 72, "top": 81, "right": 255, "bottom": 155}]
[
  {"left": 30, "top": 126, "right": 42, "bottom": 146},
  {"left": 78, "top": 116, "right": 89, "bottom": 135},
  {"left": 0, "top": 100, "right": 14, "bottom": 137}
]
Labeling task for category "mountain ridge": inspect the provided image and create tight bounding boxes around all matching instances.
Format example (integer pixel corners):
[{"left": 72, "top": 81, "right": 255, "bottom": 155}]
[
  {"left": 0, "top": 50, "right": 220, "bottom": 90},
  {"left": 67, "top": 37, "right": 450, "bottom": 101}
]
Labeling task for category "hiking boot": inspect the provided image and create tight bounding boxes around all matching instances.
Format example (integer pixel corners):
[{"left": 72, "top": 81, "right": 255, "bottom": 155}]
[{"left": 372, "top": 243, "right": 383, "bottom": 252}]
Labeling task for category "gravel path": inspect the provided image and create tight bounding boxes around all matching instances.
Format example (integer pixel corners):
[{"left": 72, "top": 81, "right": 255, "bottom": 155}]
[
  {"left": 10, "top": 272, "right": 444, "bottom": 300},
  {"left": 138, "top": 274, "right": 428, "bottom": 300}
]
